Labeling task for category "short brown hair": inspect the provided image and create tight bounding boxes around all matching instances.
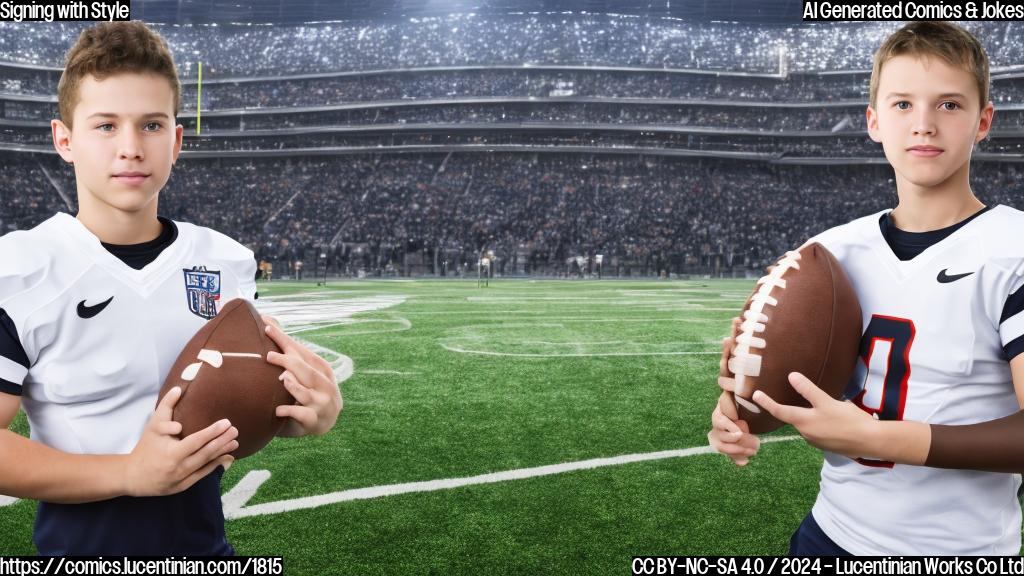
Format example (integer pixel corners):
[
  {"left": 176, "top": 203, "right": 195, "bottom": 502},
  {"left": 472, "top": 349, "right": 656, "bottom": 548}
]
[
  {"left": 869, "top": 21, "right": 989, "bottom": 110},
  {"left": 57, "top": 21, "right": 180, "bottom": 128}
]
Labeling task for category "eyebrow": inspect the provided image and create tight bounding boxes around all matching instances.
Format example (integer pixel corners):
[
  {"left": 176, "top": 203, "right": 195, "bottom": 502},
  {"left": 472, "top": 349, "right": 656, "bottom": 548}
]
[
  {"left": 885, "top": 92, "right": 969, "bottom": 100},
  {"left": 86, "top": 112, "right": 172, "bottom": 120}
]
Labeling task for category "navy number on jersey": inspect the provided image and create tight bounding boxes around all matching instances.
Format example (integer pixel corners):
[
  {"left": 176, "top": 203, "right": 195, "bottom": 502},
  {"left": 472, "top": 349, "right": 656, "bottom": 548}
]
[{"left": 850, "top": 314, "right": 916, "bottom": 468}]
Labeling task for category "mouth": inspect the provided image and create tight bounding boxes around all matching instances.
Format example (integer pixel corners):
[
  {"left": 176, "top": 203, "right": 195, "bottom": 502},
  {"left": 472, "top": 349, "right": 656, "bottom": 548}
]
[
  {"left": 112, "top": 171, "right": 151, "bottom": 184},
  {"left": 906, "top": 146, "right": 944, "bottom": 158}
]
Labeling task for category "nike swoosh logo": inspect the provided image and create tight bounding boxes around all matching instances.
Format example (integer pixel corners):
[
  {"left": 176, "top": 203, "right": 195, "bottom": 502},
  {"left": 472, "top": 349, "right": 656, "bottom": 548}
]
[
  {"left": 937, "top": 269, "right": 974, "bottom": 284},
  {"left": 77, "top": 296, "right": 114, "bottom": 319}
]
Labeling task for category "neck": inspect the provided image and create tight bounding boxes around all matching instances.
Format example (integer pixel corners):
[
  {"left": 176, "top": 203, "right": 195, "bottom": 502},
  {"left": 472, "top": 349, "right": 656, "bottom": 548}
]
[
  {"left": 75, "top": 195, "right": 162, "bottom": 245},
  {"left": 890, "top": 167, "right": 983, "bottom": 232}
]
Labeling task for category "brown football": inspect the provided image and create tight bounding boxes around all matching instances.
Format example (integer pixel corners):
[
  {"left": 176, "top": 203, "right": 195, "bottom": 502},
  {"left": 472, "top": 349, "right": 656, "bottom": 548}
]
[
  {"left": 728, "top": 242, "right": 862, "bottom": 434},
  {"left": 157, "top": 298, "right": 293, "bottom": 458}
]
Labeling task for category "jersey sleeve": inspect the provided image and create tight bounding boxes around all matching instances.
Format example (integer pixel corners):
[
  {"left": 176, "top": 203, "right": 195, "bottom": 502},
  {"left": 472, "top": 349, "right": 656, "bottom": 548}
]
[
  {"left": 996, "top": 263, "right": 1024, "bottom": 361},
  {"left": 0, "top": 231, "right": 55, "bottom": 394},
  {"left": 235, "top": 256, "right": 258, "bottom": 301},
  {"left": 0, "top": 309, "right": 29, "bottom": 395}
]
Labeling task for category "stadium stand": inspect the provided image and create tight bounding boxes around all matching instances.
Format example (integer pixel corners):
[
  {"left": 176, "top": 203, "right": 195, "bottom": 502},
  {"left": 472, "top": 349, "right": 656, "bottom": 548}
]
[{"left": 0, "top": 16, "right": 1022, "bottom": 277}]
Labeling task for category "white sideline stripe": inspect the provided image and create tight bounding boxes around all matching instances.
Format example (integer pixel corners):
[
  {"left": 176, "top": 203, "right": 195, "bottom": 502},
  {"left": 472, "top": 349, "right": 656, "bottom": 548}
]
[{"left": 222, "top": 436, "right": 801, "bottom": 519}]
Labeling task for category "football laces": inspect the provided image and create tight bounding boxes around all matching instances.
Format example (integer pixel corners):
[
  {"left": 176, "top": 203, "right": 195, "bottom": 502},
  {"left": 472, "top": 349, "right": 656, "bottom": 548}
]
[
  {"left": 180, "top": 349, "right": 264, "bottom": 381},
  {"left": 729, "top": 250, "right": 802, "bottom": 413}
]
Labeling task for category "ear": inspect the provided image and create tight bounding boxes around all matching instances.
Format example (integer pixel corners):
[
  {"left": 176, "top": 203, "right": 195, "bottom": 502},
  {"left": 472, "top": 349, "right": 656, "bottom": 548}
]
[
  {"left": 172, "top": 123, "right": 183, "bottom": 165},
  {"left": 866, "top": 105, "right": 882, "bottom": 143},
  {"left": 975, "top": 101, "right": 994, "bottom": 143},
  {"left": 51, "top": 119, "right": 74, "bottom": 164}
]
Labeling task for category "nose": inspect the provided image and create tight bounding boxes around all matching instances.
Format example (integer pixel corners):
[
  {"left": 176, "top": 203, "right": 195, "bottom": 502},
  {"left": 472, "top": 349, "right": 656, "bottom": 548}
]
[
  {"left": 117, "top": 129, "right": 144, "bottom": 160},
  {"left": 912, "top": 109, "right": 936, "bottom": 137}
]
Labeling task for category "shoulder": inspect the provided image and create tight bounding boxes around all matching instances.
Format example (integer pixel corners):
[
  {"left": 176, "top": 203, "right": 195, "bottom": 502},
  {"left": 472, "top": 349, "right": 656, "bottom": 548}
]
[
  {"left": 175, "top": 221, "right": 253, "bottom": 260},
  {"left": 806, "top": 209, "right": 887, "bottom": 256},
  {"left": 968, "top": 206, "right": 1024, "bottom": 271},
  {"left": 973, "top": 206, "right": 1024, "bottom": 250},
  {"left": 0, "top": 215, "right": 75, "bottom": 303},
  {"left": 174, "top": 221, "right": 256, "bottom": 281}
]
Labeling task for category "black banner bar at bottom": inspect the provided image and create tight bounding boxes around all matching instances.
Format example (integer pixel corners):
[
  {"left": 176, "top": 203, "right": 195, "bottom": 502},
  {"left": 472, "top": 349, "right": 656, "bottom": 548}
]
[
  {"left": 0, "top": 556, "right": 284, "bottom": 576},
  {"left": 632, "top": 556, "right": 1024, "bottom": 576}
]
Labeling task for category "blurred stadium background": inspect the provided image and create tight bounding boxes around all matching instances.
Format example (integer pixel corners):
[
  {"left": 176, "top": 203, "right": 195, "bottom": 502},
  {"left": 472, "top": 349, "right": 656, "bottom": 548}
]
[
  {"left": 2, "top": 2, "right": 1021, "bottom": 280},
  {"left": 1, "top": 1, "right": 1023, "bottom": 568}
]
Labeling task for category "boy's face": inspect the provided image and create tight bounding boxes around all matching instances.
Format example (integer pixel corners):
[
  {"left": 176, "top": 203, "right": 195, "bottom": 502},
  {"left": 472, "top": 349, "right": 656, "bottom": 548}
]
[
  {"left": 52, "top": 72, "right": 183, "bottom": 215},
  {"left": 866, "top": 55, "right": 993, "bottom": 194}
]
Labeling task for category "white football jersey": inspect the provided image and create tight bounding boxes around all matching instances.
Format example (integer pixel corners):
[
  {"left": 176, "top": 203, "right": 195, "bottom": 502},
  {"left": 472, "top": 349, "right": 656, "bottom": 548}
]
[
  {"left": 0, "top": 213, "right": 256, "bottom": 455},
  {"left": 809, "top": 205, "right": 1024, "bottom": 555}
]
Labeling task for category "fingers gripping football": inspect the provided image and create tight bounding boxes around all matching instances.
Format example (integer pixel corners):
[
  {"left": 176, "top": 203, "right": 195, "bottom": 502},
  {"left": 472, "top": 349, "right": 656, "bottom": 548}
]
[
  {"left": 708, "top": 317, "right": 761, "bottom": 466},
  {"left": 125, "top": 387, "right": 238, "bottom": 497},
  {"left": 753, "top": 372, "right": 877, "bottom": 458},
  {"left": 709, "top": 392, "right": 760, "bottom": 466},
  {"left": 263, "top": 320, "right": 343, "bottom": 437}
]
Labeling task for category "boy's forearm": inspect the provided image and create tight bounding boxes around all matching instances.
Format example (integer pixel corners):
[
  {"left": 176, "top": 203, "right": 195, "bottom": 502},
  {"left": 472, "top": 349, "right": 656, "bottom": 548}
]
[
  {"left": 863, "top": 420, "right": 931, "bottom": 465},
  {"left": 0, "top": 430, "right": 128, "bottom": 503}
]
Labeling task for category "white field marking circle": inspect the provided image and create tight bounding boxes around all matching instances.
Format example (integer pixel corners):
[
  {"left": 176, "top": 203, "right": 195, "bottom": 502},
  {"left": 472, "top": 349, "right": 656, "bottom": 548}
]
[
  {"left": 257, "top": 292, "right": 407, "bottom": 383},
  {"left": 257, "top": 294, "right": 407, "bottom": 331},
  {"left": 221, "top": 435, "right": 801, "bottom": 519},
  {"left": 0, "top": 293, "right": 400, "bottom": 510}
]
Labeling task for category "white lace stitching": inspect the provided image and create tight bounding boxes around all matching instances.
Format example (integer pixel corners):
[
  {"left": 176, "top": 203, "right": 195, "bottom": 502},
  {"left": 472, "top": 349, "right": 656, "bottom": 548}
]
[{"left": 730, "top": 250, "right": 803, "bottom": 413}]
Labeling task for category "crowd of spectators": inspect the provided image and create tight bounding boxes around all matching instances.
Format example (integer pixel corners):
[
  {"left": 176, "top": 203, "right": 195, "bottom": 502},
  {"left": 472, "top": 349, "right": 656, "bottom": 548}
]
[
  {"left": 5, "top": 152, "right": 1022, "bottom": 276},
  {"left": 190, "top": 70, "right": 1024, "bottom": 110},
  {"left": 1, "top": 18, "right": 1022, "bottom": 77},
  {"left": 6, "top": 59, "right": 1024, "bottom": 111},
  {"left": 185, "top": 72, "right": 867, "bottom": 111},
  {"left": 6, "top": 116, "right": 1023, "bottom": 159},
  {"left": 0, "top": 155, "right": 70, "bottom": 232},
  {"left": 169, "top": 129, "right": 881, "bottom": 157},
  {"left": 185, "top": 102, "right": 865, "bottom": 133},
  {"left": 1, "top": 17, "right": 1021, "bottom": 276}
]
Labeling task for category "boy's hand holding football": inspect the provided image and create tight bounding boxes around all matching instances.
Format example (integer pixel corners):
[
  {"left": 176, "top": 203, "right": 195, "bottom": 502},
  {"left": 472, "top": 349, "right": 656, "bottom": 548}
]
[
  {"left": 262, "top": 316, "right": 343, "bottom": 437},
  {"left": 124, "top": 386, "right": 238, "bottom": 497},
  {"left": 708, "top": 316, "right": 760, "bottom": 466}
]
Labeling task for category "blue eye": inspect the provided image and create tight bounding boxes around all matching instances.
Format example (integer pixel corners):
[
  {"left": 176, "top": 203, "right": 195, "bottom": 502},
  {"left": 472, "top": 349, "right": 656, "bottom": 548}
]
[
  {"left": 895, "top": 101, "right": 910, "bottom": 110},
  {"left": 941, "top": 101, "right": 960, "bottom": 111},
  {"left": 143, "top": 122, "right": 162, "bottom": 131},
  {"left": 97, "top": 123, "right": 114, "bottom": 132}
]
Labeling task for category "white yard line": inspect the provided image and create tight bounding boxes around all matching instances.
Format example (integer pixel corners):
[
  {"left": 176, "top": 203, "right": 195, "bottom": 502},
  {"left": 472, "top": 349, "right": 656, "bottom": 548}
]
[{"left": 222, "top": 436, "right": 801, "bottom": 519}]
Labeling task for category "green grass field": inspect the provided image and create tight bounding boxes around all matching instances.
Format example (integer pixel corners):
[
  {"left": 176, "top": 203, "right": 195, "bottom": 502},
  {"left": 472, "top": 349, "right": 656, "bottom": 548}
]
[{"left": 1, "top": 279, "right": 831, "bottom": 570}]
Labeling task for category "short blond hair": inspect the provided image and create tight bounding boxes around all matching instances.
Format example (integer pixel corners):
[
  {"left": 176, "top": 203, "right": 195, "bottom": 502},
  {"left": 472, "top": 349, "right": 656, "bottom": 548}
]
[{"left": 869, "top": 21, "right": 989, "bottom": 110}]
